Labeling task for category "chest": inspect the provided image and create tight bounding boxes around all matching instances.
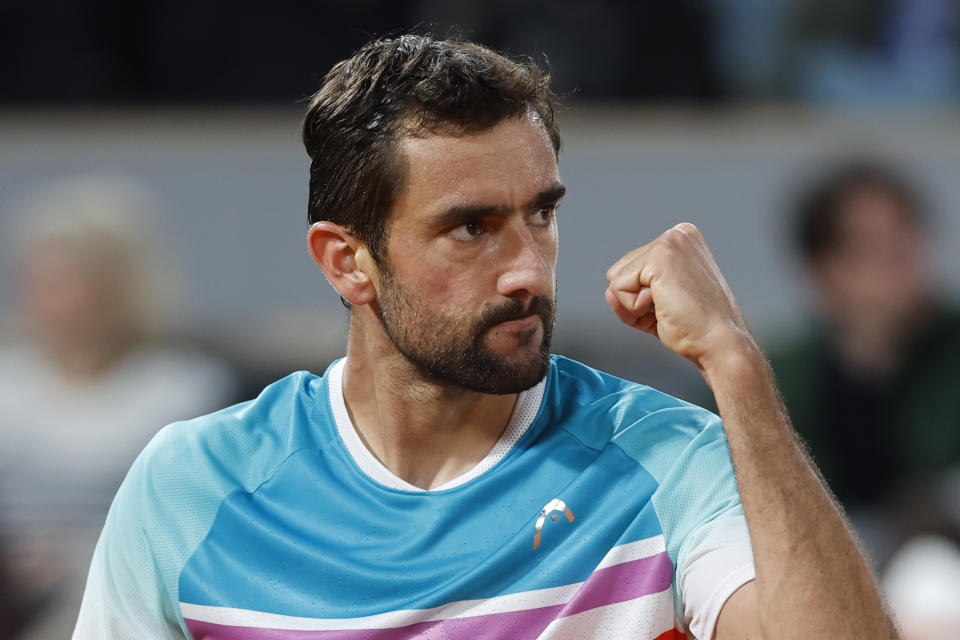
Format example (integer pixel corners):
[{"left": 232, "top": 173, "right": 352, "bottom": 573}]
[{"left": 179, "top": 445, "right": 680, "bottom": 639}]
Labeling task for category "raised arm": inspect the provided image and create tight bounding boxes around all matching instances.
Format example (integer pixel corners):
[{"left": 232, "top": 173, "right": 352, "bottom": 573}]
[{"left": 605, "top": 223, "right": 899, "bottom": 639}]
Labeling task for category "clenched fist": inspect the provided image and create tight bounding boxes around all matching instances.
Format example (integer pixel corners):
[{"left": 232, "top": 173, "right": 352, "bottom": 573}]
[{"left": 604, "top": 223, "right": 757, "bottom": 373}]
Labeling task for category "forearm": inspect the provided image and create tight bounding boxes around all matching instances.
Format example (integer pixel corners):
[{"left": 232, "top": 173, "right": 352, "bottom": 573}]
[
  {"left": 703, "top": 341, "right": 899, "bottom": 639},
  {"left": 603, "top": 223, "right": 898, "bottom": 635}
]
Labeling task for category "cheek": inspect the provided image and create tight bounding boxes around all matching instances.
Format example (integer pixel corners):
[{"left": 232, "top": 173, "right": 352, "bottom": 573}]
[
  {"left": 423, "top": 278, "right": 454, "bottom": 304},
  {"left": 403, "top": 263, "right": 476, "bottom": 312},
  {"left": 545, "top": 233, "right": 559, "bottom": 276},
  {"left": 536, "top": 229, "right": 560, "bottom": 291}
]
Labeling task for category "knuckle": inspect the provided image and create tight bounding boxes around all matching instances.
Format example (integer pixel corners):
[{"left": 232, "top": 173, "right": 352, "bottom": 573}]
[
  {"left": 611, "top": 275, "right": 634, "bottom": 292},
  {"left": 659, "top": 229, "right": 682, "bottom": 248},
  {"left": 651, "top": 237, "right": 675, "bottom": 259},
  {"left": 673, "top": 222, "right": 700, "bottom": 237}
]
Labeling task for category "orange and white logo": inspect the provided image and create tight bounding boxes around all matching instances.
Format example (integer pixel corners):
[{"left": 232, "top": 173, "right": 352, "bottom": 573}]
[{"left": 533, "top": 498, "right": 575, "bottom": 549}]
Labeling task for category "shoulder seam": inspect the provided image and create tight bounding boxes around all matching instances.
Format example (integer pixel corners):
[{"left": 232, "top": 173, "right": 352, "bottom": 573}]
[
  {"left": 247, "top": 445, "right": 317, "bottom": 498},
  {"left": 557, "top": 421, "right": 605, "bottom": 452},
  {"left": 175, "top": 444, "right": 317, "bottom": 622}
]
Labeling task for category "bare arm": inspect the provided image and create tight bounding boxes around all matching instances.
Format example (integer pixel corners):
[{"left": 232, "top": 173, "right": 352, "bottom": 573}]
[
  {"left": 705, "top": 346, "right": 897, "bottom": 638},
  {"left": 605, "top": 223, "right": 899, "bottom": 639}
]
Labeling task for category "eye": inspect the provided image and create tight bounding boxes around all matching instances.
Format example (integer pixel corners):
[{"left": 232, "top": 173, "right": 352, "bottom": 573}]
[
  {"left": 449, "top": 220, "right": 487, "bottom": 242},
  {"left": 531, "top": 203, "right": 558, "bottom": 227}
]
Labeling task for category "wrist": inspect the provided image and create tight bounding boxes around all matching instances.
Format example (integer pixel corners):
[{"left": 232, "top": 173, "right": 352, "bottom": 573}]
[
  {"left": 700, "top": 337, "right": 790, "bottom": 442},
  {"left": 698, "top": 332, "right": 768, "bottom": 393}
]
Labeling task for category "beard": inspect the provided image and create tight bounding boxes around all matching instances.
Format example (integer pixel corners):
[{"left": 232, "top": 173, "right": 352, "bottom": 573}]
[{"left": 374, "top": 268, "right": 555, "bottom": 395}]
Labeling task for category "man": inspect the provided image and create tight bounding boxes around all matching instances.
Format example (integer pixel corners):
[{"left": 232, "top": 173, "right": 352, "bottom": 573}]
[
  {"left": 770, "top": 160, "right": 960, "bottom": 565},
  {"left": 74, "top": 36, "right": 897, "bottom": 639}
]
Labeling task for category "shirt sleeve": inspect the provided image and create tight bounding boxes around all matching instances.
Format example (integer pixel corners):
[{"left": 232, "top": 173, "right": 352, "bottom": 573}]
[
  {"left": 72, "top": 433, "right": 191, "bottom": 639},
  {"left": 72, "top": 379, "right": 307, "bottom": 639},
  {"left": 676, "top": 513, "right": 755, "bottom": 639},
  {"left": 629, "top": 406, "right": 756, "bottom": 640}
]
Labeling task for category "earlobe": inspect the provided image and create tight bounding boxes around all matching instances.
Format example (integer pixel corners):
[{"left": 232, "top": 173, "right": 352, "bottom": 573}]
[{"left": 307, "top": 222, "right": 376, "bottom": 306}]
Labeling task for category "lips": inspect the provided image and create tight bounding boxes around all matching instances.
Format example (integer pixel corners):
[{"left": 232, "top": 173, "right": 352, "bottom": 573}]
[
  {"left": 477, "top": 295, "right": 553, "bottom": 339},
  {"left": 491, "top": 314, "right": 540, "bottom": 332}
]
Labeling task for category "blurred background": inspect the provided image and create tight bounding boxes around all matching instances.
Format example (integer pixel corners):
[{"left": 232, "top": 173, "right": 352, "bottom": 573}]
[{"left": 2, "top": 1, "right": 960, "bottom": 638}]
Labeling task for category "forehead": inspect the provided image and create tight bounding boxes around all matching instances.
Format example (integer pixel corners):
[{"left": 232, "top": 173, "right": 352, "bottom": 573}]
[
  {"left": 392, "top": 115, "right": 559, "bottom": 222},
  {"left": 839, "top": 187, "right": 920, "bottom": 235}
]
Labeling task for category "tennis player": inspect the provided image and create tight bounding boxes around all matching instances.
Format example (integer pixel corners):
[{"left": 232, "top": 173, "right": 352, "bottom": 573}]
[{"left": 73, "top": 35, "right": 898, "bottom": 639}]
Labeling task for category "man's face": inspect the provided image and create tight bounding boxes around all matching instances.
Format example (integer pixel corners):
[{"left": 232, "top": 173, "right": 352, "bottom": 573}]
[
  {"left": 16, "top": 240, "right": 129, "bottom": 353},
  {"left": 371, "top": 114, "right": 563, "bottom": 394},
  {"left": 814, "top": 187, "right": 930, "bottom": 332}
]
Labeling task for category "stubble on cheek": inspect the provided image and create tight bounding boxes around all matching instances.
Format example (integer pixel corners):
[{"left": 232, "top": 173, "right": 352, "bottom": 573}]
[{"left": 375, "top": 261, "right": 554, "bottom": 393}]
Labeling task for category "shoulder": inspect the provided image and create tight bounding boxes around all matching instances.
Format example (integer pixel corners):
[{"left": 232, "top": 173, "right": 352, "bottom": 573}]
[
  {"left": 75, "top": 369, "right": 332, "bottom": 635},
  {"left": 131, "top": 369, "right": 327, "bottom": 502},
  {"left": 551, "top": 355, "right": 702, "bottom": 421},
  {"left": 548, "top": 355, "right": 722, "bottom": 479}
]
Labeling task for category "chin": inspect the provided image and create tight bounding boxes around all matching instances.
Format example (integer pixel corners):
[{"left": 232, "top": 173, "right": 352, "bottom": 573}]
[
  {"left": 489, "top": 353, "right": 551, "bottom": 394},
  {"left": 487, "top": 328, "right": 544, "bottom": 356}
]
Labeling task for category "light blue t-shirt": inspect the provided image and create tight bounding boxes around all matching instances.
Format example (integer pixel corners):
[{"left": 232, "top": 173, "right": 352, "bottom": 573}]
[{"left": 73, "top": 356, "right": 754, "bottom": 640}]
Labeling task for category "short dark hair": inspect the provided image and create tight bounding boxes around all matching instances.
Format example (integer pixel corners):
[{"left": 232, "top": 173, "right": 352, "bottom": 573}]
[
  {"left": 792, "top": 159, "right": 927, "bottom": 263},
  {"left": 302, "top": 34, "right": 562, "bottom": 264}
]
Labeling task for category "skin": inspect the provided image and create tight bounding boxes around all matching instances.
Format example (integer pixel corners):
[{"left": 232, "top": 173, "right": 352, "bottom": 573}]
[
  {"left": 16, "top": 241, "right": 137, "bottom": 380},
  {"left": 310, "top": 114, "right": 899, "bottom": 638},
  {"left": 606, "top": 225, "right": 900, "bottom": 639},
  {"left": 309, "top": 113, "right": 561, "bottom": 489},
  {"left": 811, "top": 187, "right": 931, "bottom": 376}
]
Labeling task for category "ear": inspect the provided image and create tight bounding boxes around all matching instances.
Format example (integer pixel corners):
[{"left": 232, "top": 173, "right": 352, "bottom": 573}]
[{"left": 307, "top": 221, "right": 377, "bottom": 306}]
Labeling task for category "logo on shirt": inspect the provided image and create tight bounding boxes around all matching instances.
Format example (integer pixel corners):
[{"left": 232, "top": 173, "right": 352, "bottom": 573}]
[{"left": 533, "top": 498, "right": 575, "bottom": 549}]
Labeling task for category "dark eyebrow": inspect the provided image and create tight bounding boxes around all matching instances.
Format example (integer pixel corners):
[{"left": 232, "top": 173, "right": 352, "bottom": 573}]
[
  {"left": 429, "top": 182, "right": 567, "bottom": 228},
  {"left": 529, "top": 183, "right": 567, "bottom": 211}
]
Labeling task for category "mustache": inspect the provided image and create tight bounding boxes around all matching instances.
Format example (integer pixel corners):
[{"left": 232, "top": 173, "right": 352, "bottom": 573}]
[{"left": 477, "top": 295, "right": 554, "bottom": 329}]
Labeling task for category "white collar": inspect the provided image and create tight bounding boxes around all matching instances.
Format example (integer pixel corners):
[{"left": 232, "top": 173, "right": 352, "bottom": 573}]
[{"left": 327, "top": 358, "right": 546, "bottom": 492}]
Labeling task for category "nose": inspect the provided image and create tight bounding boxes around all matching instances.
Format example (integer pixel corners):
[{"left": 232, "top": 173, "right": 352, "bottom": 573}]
[{"left": 496, "top": 219, "right": 554, "bottom": 299}]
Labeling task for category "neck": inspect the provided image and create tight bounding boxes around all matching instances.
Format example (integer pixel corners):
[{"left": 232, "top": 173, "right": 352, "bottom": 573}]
[{"left": 341, "top": 314, "right": 519, "bottom": 490}]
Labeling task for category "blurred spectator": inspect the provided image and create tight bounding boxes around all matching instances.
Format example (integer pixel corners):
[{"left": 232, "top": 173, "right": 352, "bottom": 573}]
[
  {"left": 769, "top": 159, "right": 960, "bottom": 571},
  {"left": 0, "top": 175, "right": 236, "bottom": 638}
]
